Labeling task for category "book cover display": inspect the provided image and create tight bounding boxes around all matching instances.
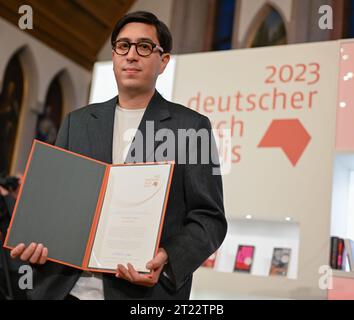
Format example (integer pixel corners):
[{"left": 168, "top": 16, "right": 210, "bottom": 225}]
[
  {"left": 269, "top": 248, "right": 291, "bottom": 276},
  {"left": 233, "top": 245, "right": 255, "bottom": 273},
  {"left": 330, "top": 236, "right": 354, "bottom": 271},
  {"left": 202, "top": 252, "right": 218, "bottom": 268}
]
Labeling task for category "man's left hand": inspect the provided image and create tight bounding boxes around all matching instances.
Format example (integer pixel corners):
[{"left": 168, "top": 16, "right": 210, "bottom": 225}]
[{"left": 116, "top": 248, "right": 168, "bottom": 287}]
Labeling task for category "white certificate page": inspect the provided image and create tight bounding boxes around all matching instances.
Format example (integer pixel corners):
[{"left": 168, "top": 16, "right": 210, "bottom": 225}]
[{"left": 88, "top": 163, "right": 173, "bottom": 272}]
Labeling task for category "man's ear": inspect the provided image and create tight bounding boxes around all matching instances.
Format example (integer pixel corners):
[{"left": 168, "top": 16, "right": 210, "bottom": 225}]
[{"left": 159, "top": 53, "right": 171, "bottom": 75}]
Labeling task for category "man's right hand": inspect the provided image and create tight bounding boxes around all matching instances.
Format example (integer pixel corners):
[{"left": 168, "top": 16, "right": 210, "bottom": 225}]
[{"left": 10, "top": 243, "right": 48, "bottom": 265}]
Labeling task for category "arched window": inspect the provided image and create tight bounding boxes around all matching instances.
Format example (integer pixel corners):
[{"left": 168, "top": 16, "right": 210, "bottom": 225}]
[
  {"left": 249, "top": 6, "right": 287, "bottom": 48},
  {"left": 0, "top": 54, "right": 24, "bottom": 175},
  {"left": 35, "top": 74, "right": 64, "bottom": 145}
]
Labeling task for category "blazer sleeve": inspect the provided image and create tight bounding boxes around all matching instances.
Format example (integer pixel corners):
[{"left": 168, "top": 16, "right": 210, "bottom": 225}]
[
  {"left": 160, "top": 115, "right": 228, "bottom": 292},
  {"left": 54, "top": 113, "right": 70, "bottom": 149}
]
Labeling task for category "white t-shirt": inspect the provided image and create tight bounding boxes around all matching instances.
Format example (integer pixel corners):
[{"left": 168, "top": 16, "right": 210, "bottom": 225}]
[
  {"left": 112, "top": 105, "right": 146, "bottom": 164},
  {"left": 69, "top": 104, "right": 146, "bottom": 300}
]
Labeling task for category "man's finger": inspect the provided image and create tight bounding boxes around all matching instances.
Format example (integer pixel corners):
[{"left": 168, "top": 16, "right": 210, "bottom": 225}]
[
  {"left": 0, "top": 186, "right": 9, "bottom": 196},
  {"left": 127, "top": 263, "right": 147, "bottom": 283},
  {"left": 117, "top": 264, "right": 133, "bottom": 282},
  {"left": 29, "top": 243, "right": 43, "bottom": 264},
  {"left": 128, "top": 263, "right": 159, "bottom": 286},
  {"left": 136, "top": 280, "right": 155, "bottom": 287},
  {"left": 120, "top": 263, "right": 154, "bottom": 286},
  {"left": 149, "top": 264, "right": 164, "bottom": 282},
  {"left": 20, "top": 243, "right": 37, "bottom": 261},
  {"left": 146, "top": 253, "right": 166, "bottom": 270},
  {"left": 38, "top": 247, "right": 48, "bottom": 265},
  {"left": 10, "top": 243, "right": 25, "bottom": 258},
  {"left": 116, "top": 262, "right": 162, "bottom": 287}
]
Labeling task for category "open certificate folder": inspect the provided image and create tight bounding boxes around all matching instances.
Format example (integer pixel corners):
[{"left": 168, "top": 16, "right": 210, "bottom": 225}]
[{"left": 4, "top": 140, "right": 174, "bottom": 274}]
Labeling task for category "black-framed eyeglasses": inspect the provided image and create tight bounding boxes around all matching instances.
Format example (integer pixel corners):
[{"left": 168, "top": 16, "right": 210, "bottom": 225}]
[{"left": 112, "top": 40, "right": 164, "bottom": 57}]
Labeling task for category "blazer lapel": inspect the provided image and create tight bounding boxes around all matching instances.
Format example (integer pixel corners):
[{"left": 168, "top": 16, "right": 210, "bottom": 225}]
[
  {"left": 87, "top": 96, "right": 116, "bottom": 164},
  {"left": 125, "top": 90, "right": 171, "bottom": 163}
]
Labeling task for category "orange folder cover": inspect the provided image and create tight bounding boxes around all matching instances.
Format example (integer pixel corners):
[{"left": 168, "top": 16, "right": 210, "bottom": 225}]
[{"left": 4, "top": 140, "right": 174, "bottom": 274}]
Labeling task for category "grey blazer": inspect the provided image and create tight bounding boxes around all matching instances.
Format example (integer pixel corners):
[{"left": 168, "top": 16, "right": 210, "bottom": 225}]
[{"left": 27, "top": 91, "right": 227, "bottom": 300}]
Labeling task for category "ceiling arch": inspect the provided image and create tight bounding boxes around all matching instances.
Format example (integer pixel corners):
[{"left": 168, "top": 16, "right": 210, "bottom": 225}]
[{"left": 0, "top": 0, "right": 135, "bottom": 70}]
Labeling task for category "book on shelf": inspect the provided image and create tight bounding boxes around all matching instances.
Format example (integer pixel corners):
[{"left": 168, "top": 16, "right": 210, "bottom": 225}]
[
  {"left": 337, "top": 238, "right": 345, "bottom": 270},
  {"left": 344, "top": 238, "right": 354, "bottom": 271},
  {"left": 330, "top": 236, "right": 340, "bottom": 269},
  {"left": 330, "top": 236, "right": 353, "bottom": 271},
  {"left": 202, "top": 252, "right": 217, "bottom": 268},
  {"left": 269, "top": 247, "right": 291, "bottom": 276},
  {"left": 233, "top": 245, "right": 255, "bottom": 273}
]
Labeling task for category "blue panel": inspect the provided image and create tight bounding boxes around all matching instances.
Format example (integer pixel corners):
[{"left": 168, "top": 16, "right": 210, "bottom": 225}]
[
  {"left": 213, "top": 0, "right": 237, "bottom": 50},
  {"left": 350, "top": 0, "right": 354, "bottom": 38}
]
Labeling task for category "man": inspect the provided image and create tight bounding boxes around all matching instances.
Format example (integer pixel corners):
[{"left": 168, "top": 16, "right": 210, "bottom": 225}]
[{"left": 10, "top": 11, "right": 227, "bottom": 300}]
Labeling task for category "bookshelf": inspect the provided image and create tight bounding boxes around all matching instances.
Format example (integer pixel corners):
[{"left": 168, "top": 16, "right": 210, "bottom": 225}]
[
  {"left": 212, "top": 218, "right": 299, "bottom": 279},
  {"left": 191, "top": 218, "right": 306, "bottom": 300},
  {"left": 331, "top": 153, "right": 354, "bottom": 241},
  {"left": 330, "top": 154, "right": 354, "bottom": 277}
]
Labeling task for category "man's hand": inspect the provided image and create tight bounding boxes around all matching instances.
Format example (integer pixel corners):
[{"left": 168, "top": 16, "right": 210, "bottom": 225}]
[
  {"left": 0, "top": 186, "right": 9, "bottom": 197},
  {"left": 0, "top": 173, "right": 22, "bottom": 199},
  {"left": 10, "top": 243, "right": 48, "bottom": 265},
  {"left": 116, "top": 248, "right": 168, "bottom": 287},
  {"left": 11, "top": 173, "right": 23, "bottom": 199}
]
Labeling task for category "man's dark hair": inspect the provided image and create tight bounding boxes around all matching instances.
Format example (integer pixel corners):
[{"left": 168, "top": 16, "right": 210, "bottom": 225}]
[{"left": 111, "top": 11, "right": 173, "bottom": 53}]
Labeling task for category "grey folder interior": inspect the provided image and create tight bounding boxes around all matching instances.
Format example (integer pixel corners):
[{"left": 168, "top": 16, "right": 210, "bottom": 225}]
[{"left": 6, "top": 142, "right": 106, "bottom": 267}]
